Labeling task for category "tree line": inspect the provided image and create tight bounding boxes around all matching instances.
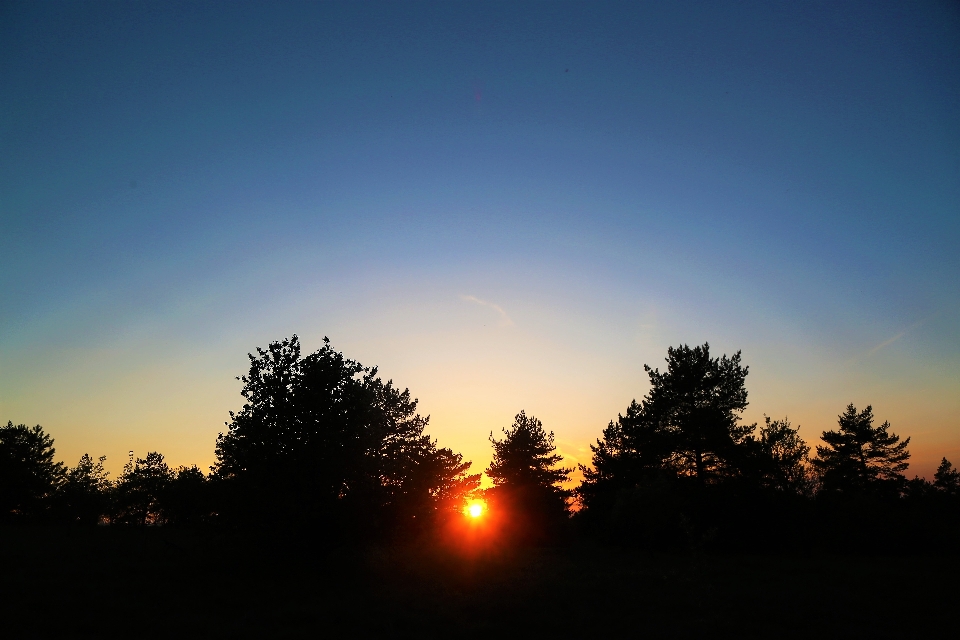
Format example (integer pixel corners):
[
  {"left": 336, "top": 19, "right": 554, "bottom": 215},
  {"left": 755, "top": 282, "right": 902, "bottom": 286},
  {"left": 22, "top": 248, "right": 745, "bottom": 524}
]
[{"left": 2, "top": 337, "right": 958, "bottom": 549}]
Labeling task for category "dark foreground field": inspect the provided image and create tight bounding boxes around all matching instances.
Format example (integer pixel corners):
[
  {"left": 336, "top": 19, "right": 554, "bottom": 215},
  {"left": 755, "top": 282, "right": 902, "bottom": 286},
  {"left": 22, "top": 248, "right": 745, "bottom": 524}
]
[{"left": 1, "top": 526, "right": 957, "bottom": 638}]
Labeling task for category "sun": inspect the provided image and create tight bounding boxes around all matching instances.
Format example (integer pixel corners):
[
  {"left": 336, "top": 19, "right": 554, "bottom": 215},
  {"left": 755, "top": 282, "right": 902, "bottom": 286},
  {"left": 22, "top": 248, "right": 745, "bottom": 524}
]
[{"left": 467, "top": 501, "right": 484, "bottom": 518}]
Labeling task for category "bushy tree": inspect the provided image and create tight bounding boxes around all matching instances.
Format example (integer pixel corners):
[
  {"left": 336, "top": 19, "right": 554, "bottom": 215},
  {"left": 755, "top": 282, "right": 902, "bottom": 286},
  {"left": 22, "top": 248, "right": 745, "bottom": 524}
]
[
  {"left": 750, "top": 416, "right": 811, "bottom": 494},
  {"left": 0, "top": 421, "right": 64, "bottom": 520},
  {"left": 425, "top": 448, "right": 481, "bottom": 520},
  {"left": 214, "top": 336, "right": 371, "bottom": 526},
  {"left": 56, "top": 454, "right": 112, "bottom": 525},
  {"left": 812, "top": 404, "right": 910, "bottom": 495},
  {"left": 388, "top": 446, "right": 480, "bottom": 531},
  {"left": 213, "top": 335, "right": 478, "bottom": 535},
  {"left": 486, "top": 411, "right": 572, "bottom": 539},
  {"left": 164, "top": 465, "right": 210, "bottom": 525},
  {"left": 113, "top": 452, "right": 173, "bottom": 525}
]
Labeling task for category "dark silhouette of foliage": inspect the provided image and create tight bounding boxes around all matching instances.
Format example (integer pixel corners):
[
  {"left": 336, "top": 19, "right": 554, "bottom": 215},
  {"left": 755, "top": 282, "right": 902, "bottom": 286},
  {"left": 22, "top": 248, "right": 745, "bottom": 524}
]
[
  {"left": 213, "top": 335, "right": 478, "bottom": 536},
  {"left": 55, "top": 454, "right": 112, "bottom": 525},
  {"left": 113, "top": 452, "right": 173, "bottom": 525},
  {"left": 642, "top": 343, "right": 753, "bottom": 482},
  {"left": 576, "top": 400, "right": 685, "bottom": 544},
  {"left": 0, "top": 421, "right": 64, "bottom": 520},
  {"left": 745, "top": 416, "right": 812, "bottom": 494},
  {"left": 894, "top": 457, "right": 960, "bottom": 551},
  {"left": 805, "top": 406, "right": 918, "bottom": 553},
  {"left": 933, "top": 458, "right": 960, "bottom": 495},
  {"left": 812, "top": 404, "right": 910, "bottom": 495},
  {"left": 55, "top": 453, "right": 211, "bottom": 526},
  {"left": 576, "top": 347, "right": 821, "bottom": 548},
  {"left": 388, "top": 445, "right": 480, "bottom": 532},
  {"left": 580, "top": 344, "right": 755, "bottom": 490},
  {"left": 487, "top": 411, "right": 571, "bottom": 491},
  {"left": 486, "top": 411, "right": 572, "bottom": 540},
  {"left": 579, "top": 399, "right": 674, "bottom": 492},
  {"left": 164, "top": 465, "right": 211, "bottom": 525},
  {"left": 7, "top": 338, "right": 960, "bottom": 557}
]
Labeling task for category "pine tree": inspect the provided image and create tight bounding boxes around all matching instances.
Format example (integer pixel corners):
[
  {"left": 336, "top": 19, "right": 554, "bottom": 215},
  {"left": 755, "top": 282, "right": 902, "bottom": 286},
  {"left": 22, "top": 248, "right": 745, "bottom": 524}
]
[
  {"left": 576, "top": 343, "right": 756, "bottom": 545},
  {"left": 486, "top": 411, "right": 572, "bottom": 536},
  {"left": 638, "top": 343, "right": 752, "bottom": 482},
  {"left": 577, "top": 399, "right": 674, "bottom": 512},
  {"left": 813, "top": 404, "right": 910, "bottom": 495},
  {"left": 0, "top": 422, "right": 64, "bottom": 520},
  {"left": 933, "top": 458, "right": 960, "bottom": 495}
]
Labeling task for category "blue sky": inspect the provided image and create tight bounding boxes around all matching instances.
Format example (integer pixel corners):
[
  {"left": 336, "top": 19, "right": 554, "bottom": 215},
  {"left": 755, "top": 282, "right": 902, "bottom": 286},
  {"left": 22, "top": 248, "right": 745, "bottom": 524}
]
[{"left": 2, "top": 1, "right": 958, "bottom": 479}]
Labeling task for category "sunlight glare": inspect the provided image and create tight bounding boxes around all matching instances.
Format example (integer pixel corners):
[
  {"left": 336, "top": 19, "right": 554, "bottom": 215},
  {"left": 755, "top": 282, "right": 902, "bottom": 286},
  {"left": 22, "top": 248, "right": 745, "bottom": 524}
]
[{"left": 468, "top": 502, "right": 483, "bottom": 518}]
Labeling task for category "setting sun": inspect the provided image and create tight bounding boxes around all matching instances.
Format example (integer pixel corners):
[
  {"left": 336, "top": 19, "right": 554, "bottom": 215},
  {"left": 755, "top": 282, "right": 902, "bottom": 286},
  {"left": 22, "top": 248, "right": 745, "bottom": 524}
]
[{"left": 467, "top": 502, "right": 484, "bottom": 518}]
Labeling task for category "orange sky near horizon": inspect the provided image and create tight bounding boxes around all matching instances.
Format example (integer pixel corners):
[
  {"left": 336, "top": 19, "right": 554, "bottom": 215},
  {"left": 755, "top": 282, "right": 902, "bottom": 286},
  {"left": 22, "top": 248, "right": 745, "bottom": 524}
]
[{"left": 3, "top": 286, "right": 956, "bottom": 487}]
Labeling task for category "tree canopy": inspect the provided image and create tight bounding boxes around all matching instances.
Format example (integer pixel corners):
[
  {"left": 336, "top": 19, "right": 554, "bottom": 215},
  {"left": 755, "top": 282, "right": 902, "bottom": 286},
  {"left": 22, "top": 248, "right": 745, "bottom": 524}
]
[
  {"left": 485, "top": 411, "right": 572, "bottom": 539},
  {"left": 114, "top": 451, "right": 174, "bottom": 525},
  {"left": 812, "top": 404, "right": 910, "bottom": 495},
  {"left": 644, "top": 343, "right": 753, "bottom": 481},
  {"left": 747, "top": 416, "right": 811, "bottom": 494},
  {"left": 0, "top": 422, "right": 64, "bottom": 520},
  {"left": 213, "top": 335, "right": 478, "bottom": 535},
  {"left": 4, "top": 336, "right": 957, "bottom": 553},
  {"left": 580, "top": 343, "right": 753, "bottom": 501},
  {"left": 56, "top": 454, "right": 112, "bottom": 525},
  {"left": 933, "top": 458, "right": 960, "bottom": 495}
]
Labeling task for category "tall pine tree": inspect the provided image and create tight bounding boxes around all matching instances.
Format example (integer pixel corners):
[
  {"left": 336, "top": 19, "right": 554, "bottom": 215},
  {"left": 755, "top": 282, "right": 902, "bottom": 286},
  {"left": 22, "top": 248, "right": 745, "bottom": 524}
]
[
  {"left": 486, "top": 411, "right": 572, "bottom": 540},
  {"left": 813, "top": 404, "right": 910, "bottom": 495}
]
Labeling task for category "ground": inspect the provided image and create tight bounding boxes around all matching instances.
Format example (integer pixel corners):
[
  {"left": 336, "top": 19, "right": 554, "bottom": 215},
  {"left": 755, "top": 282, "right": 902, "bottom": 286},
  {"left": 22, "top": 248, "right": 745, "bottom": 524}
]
[{"left": 1, "top": 526, "right": 956, "bottom": 638}]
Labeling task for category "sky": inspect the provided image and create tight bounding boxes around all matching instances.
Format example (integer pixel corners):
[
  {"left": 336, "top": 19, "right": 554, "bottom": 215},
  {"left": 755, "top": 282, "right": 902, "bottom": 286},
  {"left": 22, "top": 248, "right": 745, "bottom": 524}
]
[{"left": 2, "top": 0, "right": 958, "bottom": 482}]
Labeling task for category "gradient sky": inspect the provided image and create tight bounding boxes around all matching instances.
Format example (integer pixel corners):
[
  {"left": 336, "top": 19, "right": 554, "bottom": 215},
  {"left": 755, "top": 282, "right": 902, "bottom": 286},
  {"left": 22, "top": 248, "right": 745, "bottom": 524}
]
[{"left": 2, "top": 1, "right": 959, "bottom": 483}]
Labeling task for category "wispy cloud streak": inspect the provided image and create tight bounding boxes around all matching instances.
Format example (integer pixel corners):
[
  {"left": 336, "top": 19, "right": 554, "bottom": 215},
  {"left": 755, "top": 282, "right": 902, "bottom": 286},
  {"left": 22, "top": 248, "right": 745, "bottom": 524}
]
[
  {"left": 865, "top": 331, "right": 906, "bottom": 357},
  {"left": 855, "top": 314, "right": 937, "bottom": 362},
  {"left": 460, "top": 295, "right": 514, "bottom": 326}
]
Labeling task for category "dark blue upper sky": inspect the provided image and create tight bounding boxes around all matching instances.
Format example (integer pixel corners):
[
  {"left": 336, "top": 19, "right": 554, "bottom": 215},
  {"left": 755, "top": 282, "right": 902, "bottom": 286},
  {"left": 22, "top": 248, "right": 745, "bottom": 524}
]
[{"left": 2, "top": 1, "right": 958, "bottom": 475}]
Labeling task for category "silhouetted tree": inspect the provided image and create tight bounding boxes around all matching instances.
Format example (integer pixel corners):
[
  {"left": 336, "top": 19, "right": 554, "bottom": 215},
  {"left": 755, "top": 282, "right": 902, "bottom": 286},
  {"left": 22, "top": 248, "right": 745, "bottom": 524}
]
[
  {"left": 582, "top": 400, "right": 674, "bottom": 483},
  {"left": 642, "top": 344, "right": 753, "bottom": 482},
  {"left": 933, "top": 458, "right": 960, "bottom": 495},
  {"left": 389, "top": 446, "right": 480, "bottom": 532},
  {"left": 812, "top": 404, "right": 910, "bottom": 496},
  {"left": 487, "top": 411, "right": 572, "bottom": 496},
  {"left": 214, "top": 335, "right": 366, "bottom": 527},
  {"left": 56, "top": 454, "right": 112, "bottom": 525},
  {"left": 213, "top": 335, "right": 478, "bottom": 536},
  {"left": 580, "top": 344, "right": 753, "bottom": 495},
  {"left": 425, "top": 448, "right": 481, "bottom": 520},
  {"left": 486, "top": 411, "right": 572, "bottom": 540},
  {"left": 576, "top": 346, "right": 817, "bottom": 548},
  {"left": 113, "top": 452, "right": 173, "bottom": 525},
  {"left": 164, "top": 465, "right": 210, "bottom": 525},
  {"left": 0, "top": 421, "right": 64, "bottom": 520},
  {"left": 749, "top": 416, "right": 811, "bottom": 494},
  {"left": 577, "top": 399, "right": 676, "bottom": 516}
]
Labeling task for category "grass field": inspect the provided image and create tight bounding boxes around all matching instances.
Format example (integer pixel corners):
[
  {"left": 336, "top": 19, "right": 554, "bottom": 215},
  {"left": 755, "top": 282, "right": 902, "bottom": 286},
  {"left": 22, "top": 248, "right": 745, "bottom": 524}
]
[{"left": 1, "top": 525, "right": 956, "bottom": 638}]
